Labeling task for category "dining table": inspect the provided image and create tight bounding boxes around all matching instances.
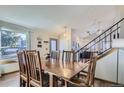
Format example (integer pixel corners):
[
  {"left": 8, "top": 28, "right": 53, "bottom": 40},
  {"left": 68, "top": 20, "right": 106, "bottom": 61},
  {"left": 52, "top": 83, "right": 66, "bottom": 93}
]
[{"left": 41, "top": 60, "right": 89, "bottom": 87}]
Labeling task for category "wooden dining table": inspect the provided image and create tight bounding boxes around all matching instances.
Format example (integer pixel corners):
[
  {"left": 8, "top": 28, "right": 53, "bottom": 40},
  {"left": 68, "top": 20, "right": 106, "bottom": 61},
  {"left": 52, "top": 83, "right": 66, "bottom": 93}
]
[{"left": 41, "top": 60, "right": 89, "bottom": 87}]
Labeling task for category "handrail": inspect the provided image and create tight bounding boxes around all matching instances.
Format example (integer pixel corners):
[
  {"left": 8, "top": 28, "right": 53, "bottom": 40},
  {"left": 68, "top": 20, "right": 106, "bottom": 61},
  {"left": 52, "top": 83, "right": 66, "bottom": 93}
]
[
  {"left": 75, "top": 18, "right": 124, "bottom": 53},
  {"left": 85, "top": 27, "right": 120, "bottom": 51}
]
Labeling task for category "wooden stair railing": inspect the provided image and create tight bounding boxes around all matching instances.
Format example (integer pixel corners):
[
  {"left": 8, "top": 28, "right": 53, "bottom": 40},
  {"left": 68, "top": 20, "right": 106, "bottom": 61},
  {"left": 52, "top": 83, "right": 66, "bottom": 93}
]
[{"left": 74, "top": 18, "right": 124, "bottom": 62}]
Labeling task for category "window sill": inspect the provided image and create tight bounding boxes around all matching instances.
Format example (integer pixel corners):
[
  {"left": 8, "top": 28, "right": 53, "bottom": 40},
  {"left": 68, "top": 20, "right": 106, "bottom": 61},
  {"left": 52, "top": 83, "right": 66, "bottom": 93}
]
[{"left": 0, "top": 58, "right": 17, "bottom": 65}]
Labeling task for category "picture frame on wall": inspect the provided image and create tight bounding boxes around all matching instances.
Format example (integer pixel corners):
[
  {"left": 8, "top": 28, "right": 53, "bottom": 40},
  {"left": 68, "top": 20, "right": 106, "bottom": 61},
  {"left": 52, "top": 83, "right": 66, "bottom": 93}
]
[{"left": 37, "top": 37, "right": 42, "bottom": 48}]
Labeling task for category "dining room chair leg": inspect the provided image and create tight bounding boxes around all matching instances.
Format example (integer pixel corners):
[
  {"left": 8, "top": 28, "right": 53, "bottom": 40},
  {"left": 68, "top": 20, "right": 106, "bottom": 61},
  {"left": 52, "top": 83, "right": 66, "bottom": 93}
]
[
  {"left": 49, "top": 73, "right": 54, "bottom": 87},
  {"left": 53, "top": 76, "right": 59, "bottom": 87},
  {"left": 77, "top": 73, "right": 80, "bottom": 78},
  {"left": 29, "top": 83, "right": 31, "bottom": 87},
  {"left": 20, "top": 78, "right": 25, "bottom": 87},
  {"left": 20, "top": 78, "right": 23, "bottom": 87},
  {"left": 61, "top": 79, "right": 65, "bottom": 86},
  {"left": 64, "top": 81, "right": 68, "bottom": 87},
  {"left": 21, "top": 80, "right": 25, "bottom": 87},
  {"left": 26, "top": 81, "right": 29, "bottom": 87}
]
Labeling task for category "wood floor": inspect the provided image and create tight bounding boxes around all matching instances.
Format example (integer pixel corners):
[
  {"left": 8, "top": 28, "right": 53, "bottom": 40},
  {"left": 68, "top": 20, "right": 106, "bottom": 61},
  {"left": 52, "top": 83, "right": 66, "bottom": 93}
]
[
  {"left": 0, "top": 72, "right": 19, "bottom": 87},
  {"left": 0, "top": 72, "right": 116, "bottom": 87}
]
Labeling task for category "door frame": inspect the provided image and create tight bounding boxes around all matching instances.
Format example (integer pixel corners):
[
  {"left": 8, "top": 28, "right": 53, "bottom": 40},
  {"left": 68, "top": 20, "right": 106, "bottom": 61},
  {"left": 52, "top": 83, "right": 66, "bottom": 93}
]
[{"left": 49, "top": 38, "right": 58, "bottom": 52}]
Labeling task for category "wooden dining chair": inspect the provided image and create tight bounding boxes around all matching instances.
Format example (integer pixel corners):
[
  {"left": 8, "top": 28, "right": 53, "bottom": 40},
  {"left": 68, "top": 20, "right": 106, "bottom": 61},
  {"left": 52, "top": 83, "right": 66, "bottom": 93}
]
[
  {"left": 17, "top": 51, "right": 29, "bottom": 87},
  {"left": 25, "top": 51, "right": 49, "bottom": 87},
  {"left": 79, "top": 52, "right": 94, "bottom": 76},
  {"left": 80, "top": 51, "right": 92, "bottom": 63},
  {"left": 25, "top": 50, "right": 37, "bottom": 53},
  {"left": 49, "top": 50, "right": 63, "bottom": 87},
  {"left": 52, "top": 50, "right": 75, "bottom": 86},
  {"left": 50, "top": 50, "right": 60, "bottom": 62},
  {"left": 62, "top": 50, "right": 75, "bottom": 63},
  {"left": 62, "top": 55, "right": 97, "bottom": 87}
]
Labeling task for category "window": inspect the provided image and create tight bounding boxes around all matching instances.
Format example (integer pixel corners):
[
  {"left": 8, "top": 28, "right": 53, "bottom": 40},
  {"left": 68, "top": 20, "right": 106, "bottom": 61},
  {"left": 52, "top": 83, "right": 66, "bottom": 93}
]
[{"left": 0, "top": 29, "right": 29, "bottom": 59}]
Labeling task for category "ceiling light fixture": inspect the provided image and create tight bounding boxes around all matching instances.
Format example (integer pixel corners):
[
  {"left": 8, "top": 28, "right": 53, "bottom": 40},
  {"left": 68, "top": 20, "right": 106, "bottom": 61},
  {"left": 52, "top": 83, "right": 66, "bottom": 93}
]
[{"left": 63, "top": 26, "right": 68, "bottom": 37}]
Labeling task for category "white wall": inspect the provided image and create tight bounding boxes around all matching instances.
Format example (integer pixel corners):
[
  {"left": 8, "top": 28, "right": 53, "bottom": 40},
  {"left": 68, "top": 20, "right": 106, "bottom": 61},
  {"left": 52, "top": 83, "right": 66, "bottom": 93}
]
[
  {"left": 31, "top": 31, "right": 58, "bottom": 61},
  {"left": 0, "top": 63, "right": 19, "bottom": 74},
  {"left": 58, "top": 28, "right": 72, "bottom": 60},
  {"left": 59, "top": 28, "right": 72, "bottom": 52},
  {"left": 118, "top": 7, "right": 124, "bottom": 39},
  {"left": 0, "top": 58, "right": 19, "bottom": 76}
]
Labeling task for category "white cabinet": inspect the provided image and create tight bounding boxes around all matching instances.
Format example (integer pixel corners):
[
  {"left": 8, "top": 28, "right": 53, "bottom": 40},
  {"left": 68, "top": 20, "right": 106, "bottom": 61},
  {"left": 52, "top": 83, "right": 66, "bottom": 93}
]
[
  {"left": 95, "top": 49, "right": 124, "bottom": 84},
  {"left": 118, "top": 49, "right": 124, "bottom": 84},
  {"left": 95, "top": 50, "right": 117, "bottom": 82}
]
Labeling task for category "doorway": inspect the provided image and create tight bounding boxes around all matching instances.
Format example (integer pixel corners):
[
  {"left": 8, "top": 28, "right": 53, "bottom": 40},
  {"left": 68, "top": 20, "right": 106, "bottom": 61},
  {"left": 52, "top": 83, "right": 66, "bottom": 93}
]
[{"left": 50, "top": 38, "right": 58, "bottom": 52}]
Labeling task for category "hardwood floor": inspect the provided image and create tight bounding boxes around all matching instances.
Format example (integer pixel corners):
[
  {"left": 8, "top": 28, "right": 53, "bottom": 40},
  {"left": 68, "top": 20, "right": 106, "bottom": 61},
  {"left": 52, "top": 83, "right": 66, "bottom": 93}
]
[
  {"left": 0, "top": 72, "right": 118, "bottom": 87},
  {"left": 0, "top": 72, "right": 19, "bottom": 87}
]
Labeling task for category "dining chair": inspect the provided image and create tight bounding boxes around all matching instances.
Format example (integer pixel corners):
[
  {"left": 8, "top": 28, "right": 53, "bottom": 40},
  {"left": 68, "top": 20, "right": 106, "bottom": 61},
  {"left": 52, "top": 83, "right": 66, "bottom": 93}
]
[
  {"left": 25, "top": 50, "right": 37, "bottom": 53},
  {"left": 79, "top": 52, "right": 93, "bottom": 75},
  {"left": 25, "top": 50, "right": 49, "bottom": 87},
  {"left": 48, "top": 50, "right": 62, "bottom": 86},
  {"left": 78, "top": 51, "right": 92, "bottom": 63},
  {"left": 52, "top": 50, "right": 75, "bottom": 86},
  {"left": 62, "top": 55, "right": 97, "bottom": 87},
  {"left": 50, "top": 50, "right": 60, "bottom": 62},
  {"left": 17, "top": 51, "right": 29, "bottom": 87},
  {"left": 62, "top": 50, "right": 75, "bottom": 63}
]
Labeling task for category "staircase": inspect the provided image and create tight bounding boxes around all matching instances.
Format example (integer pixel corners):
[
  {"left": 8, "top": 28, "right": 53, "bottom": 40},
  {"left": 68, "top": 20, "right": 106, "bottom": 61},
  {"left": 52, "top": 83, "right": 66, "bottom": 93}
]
[{"left": 75, "top": 18, "right": 124, "bottom": 62}]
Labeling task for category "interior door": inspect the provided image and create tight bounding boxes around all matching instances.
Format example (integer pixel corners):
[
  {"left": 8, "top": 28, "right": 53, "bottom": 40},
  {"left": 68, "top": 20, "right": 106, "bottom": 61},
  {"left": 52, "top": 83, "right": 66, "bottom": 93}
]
[{"left": 50, "top": 38, "right": 58, "bottom": 52}]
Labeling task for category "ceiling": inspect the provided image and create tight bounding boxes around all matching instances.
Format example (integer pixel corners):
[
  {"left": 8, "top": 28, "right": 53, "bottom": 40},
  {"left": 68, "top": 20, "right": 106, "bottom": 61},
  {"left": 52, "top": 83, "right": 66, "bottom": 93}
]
[{"left": 0, "top": 5, "right": 122, "bottom": 36}]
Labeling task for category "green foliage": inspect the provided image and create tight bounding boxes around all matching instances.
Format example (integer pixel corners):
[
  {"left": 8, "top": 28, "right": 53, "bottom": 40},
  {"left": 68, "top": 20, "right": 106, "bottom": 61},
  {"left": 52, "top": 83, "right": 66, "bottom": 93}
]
[
  {"left": 1, "top": 31, "right": 20, "bottom": 47},
  {"left": 1, "top": 31, "right": 20, "bottom": 55}
]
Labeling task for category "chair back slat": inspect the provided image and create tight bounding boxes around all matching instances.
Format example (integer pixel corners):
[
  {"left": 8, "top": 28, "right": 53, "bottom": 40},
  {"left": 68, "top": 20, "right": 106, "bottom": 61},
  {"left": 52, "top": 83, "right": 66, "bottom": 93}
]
[
  {"left": 62, "top": 50, "right": 74, "bottom": 62},
  {"left": 50, "top": 50, "right": 60, "bottom": 62},
  {"left": 28, "top": 54, "right": 37, "bottom": 79}
]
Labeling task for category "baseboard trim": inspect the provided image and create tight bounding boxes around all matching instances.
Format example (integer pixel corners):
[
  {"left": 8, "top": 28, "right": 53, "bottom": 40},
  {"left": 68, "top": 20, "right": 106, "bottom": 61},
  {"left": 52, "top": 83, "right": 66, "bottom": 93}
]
[
  {"left": 94, "top": 77, "right": 117, "bottom": 84},
  {"left": 1, "top": 70, "right": 19, "bottom": 76},
  {"left": 80, "top": 71, "right": 124, "bottom": 85},
  {"left": 95, "top": 77, "right": 124, "bottom": 85}
]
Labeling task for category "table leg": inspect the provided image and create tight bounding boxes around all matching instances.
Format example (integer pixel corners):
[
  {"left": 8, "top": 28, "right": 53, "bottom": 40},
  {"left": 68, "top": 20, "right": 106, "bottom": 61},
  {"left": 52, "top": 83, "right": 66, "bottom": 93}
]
[
  {"left": 64, "top": 81, "right": 68, "bottom": 87},
  {"left": 49, "top": 73, "right": 53, "bottom": 87}
]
